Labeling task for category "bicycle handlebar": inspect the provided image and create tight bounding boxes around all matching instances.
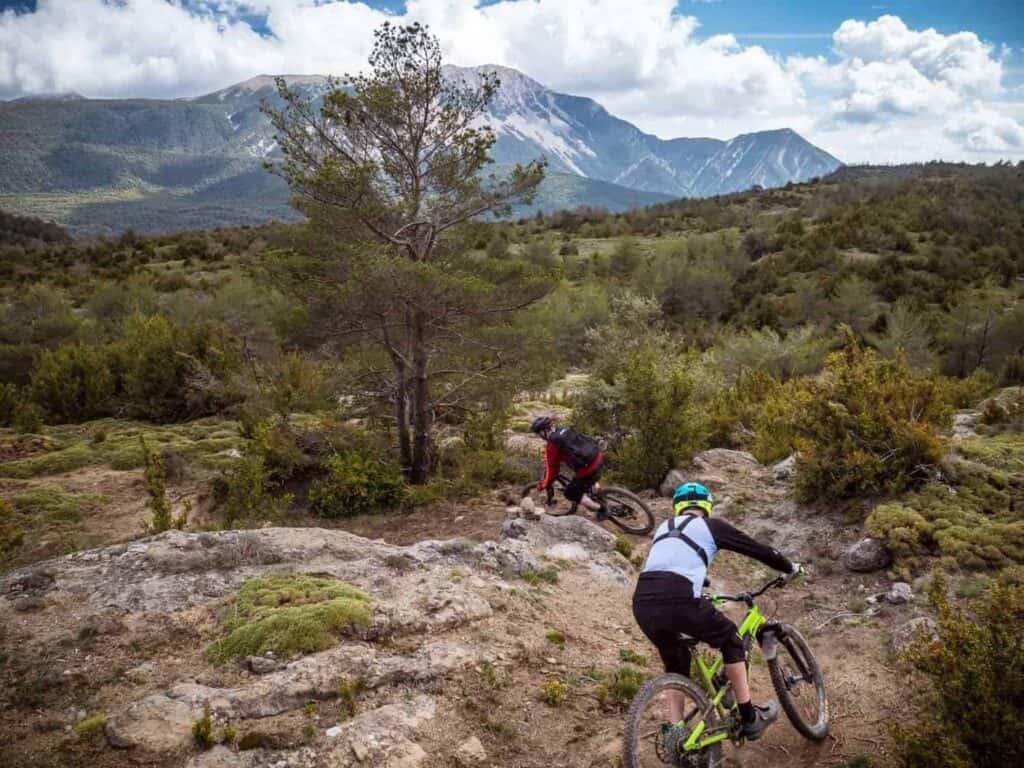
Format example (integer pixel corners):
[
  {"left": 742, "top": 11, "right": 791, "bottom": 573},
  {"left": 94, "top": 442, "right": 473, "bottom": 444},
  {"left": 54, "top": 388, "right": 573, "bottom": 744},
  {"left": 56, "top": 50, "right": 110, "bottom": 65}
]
[{"left": 711, "top": 572, "right": 796, "bottom": 605}]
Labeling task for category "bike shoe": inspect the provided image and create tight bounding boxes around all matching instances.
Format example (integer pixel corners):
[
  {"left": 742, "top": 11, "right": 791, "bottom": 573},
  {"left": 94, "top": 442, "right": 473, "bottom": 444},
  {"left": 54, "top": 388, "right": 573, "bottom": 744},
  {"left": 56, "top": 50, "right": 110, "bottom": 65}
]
[{"left": 739, "top": 701, "right": 779, "bottom": 741}]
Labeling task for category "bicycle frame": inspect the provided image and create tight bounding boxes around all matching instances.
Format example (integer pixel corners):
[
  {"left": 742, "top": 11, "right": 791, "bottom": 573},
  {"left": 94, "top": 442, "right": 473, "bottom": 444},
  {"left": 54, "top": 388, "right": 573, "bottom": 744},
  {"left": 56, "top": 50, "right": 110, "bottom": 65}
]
[{"left": 678, "top": 601, "right": 768, "bottom": 752}]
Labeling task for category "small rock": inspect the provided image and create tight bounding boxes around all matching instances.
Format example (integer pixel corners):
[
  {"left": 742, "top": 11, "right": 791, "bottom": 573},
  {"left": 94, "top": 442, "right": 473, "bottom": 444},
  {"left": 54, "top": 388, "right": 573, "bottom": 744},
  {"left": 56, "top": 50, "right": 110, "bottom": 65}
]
[
  {"left": 124, "top": 662, "right": 156, "bottom": 684},
  {"left": 892, "top": 617, "right": 939, "bottom": 652},
  {"left": 886, "top": 582, "right": 913, "bottom": 605},
  {"left": 500, "top": 518, "right": 528, "bottom": 540},
  {"left": 842, "top": 538, "right": 892, "bottom": 573},
  {"left": 455, "top": 736, "right": 488, "bottom": 765},
  {"left": 659, "top": 469, "right": 687, "bottom": 498},
  {"left": 519, "top": 496, "right": 540, "bottom": 520},
  {"left": 771, "top": 455, "right": 797, "bottom": 482},
  {"left": 13, "top": 596, "right": 45, "bottom": 612},
  {"left": 246, "top": 656, "right": 277, "bottom": 674},
  {"left": 325, "top": 725, "right": 343, "bottom": 739}
]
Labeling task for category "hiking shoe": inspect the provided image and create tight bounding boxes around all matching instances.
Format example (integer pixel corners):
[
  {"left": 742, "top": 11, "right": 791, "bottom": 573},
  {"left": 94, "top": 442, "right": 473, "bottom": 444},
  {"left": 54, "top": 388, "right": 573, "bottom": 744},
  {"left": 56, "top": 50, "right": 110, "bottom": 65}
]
[{"left": 739, "top": 701, "right": 779, "bottom": 741}]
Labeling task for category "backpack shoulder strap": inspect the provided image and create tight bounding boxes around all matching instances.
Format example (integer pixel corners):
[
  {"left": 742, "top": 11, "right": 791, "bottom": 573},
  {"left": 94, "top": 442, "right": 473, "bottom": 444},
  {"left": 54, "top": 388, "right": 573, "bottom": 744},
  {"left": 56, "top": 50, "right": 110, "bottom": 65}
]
[{"left": 653, "top": 514, "right": 709, "bottom": 567}]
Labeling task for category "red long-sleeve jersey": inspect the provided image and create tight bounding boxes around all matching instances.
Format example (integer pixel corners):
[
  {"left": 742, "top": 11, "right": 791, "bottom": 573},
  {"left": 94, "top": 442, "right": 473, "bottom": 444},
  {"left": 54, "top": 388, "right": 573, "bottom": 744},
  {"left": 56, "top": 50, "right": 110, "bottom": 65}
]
[{"left": 539, "top": 441, "right": 604, "bottom": 489}]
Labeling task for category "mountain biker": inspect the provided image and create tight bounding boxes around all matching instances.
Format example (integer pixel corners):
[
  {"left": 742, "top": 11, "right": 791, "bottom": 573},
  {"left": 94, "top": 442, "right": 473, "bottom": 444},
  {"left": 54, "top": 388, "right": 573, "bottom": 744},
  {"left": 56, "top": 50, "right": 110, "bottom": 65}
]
[
  {"left": 529, "top": 415, "right": 606, "bottom": 517},
  {"left": 632, "top": 482, "right": 801, "bottom": 742}
]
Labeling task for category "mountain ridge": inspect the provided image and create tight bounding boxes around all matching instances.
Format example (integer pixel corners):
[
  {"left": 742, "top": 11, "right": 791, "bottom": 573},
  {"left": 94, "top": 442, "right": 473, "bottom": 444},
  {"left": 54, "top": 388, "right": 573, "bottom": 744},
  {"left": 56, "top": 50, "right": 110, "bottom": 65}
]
[{"left": 0, "top": 65, "right": 840, "bottom": 234}]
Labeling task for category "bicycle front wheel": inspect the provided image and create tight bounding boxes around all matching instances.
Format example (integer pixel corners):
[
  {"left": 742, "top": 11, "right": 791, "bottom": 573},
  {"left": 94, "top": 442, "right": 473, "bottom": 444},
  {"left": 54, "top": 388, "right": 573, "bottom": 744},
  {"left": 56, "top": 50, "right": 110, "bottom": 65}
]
[
  {"left": 601, "top": 487, "right": 655, "bottom": 535},
  {"left": 520, "top": 482, "right": 574, "bottom": 516},
  {"left": 766, "top": 624, "right": 829, "bottom": 741},
  {"left": 623, "top": 674, "right": 723, "bottom": 768}
]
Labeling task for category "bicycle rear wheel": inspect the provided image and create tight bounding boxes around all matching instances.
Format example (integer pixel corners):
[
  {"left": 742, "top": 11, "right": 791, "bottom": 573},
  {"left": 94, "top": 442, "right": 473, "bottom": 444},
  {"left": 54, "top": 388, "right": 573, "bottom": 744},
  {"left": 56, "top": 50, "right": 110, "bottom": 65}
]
[
  {"left": 623, "top": 674, "right": 723, "bottom": 768},
  {"left": 766, "top": 624, "right": 829, "bottom": 741},
  {"left": 601, "top": 487, "right": 655, "bottom": 535}
]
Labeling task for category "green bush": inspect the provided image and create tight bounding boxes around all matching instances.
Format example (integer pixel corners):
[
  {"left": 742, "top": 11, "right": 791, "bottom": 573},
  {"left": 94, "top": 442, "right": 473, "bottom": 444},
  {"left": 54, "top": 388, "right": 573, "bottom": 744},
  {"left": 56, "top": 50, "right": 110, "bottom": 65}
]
[
  {"left": 892, "top": 574, "right": 1024, "bottom": 768},
  {"left": 597, "top": 665, "right": 648, "bottom": 709},
  {"left": 790, "top": 344, "right": 950, "bottom": 502},
  {"left": 192, "top": 709, "right": 214, "bottom": 750},
  {"left": 576, "top": 348, "right": 700, "bottom": 490},
  {"left": 74, "top": 713, "right": 106, "bottom": 737},
  {"left": 216, "top": 454, "right": 290, "bottom": 528},
  {"left": 540, "top": 679, "right": 568, "bottom": 706},
  {"left": 206, "top": 575, "right": 373, "bottom": 664},
  {"left": 30, "top": 343, "right": 117, "bottom": 423},
  {"left": 309, "top": 450, "right": 404, "bottom": 518}
]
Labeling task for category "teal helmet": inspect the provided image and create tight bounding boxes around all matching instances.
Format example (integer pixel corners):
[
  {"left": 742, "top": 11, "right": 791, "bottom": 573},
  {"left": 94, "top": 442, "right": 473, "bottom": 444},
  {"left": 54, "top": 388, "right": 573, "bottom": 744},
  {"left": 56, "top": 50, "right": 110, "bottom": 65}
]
[{"left": 673, "top": 482, "right": 713, "bottom": 516}]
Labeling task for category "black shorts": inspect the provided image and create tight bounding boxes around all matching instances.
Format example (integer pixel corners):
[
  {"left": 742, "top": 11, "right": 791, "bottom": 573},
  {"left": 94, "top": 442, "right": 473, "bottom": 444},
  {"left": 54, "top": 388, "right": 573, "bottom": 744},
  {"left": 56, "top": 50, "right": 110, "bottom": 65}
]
[
  {"left": 564, "top": 464, "right": 603, "bottom": 502},
  {"left": 632, "top": 572, "right": 745, "bottom": 675}
]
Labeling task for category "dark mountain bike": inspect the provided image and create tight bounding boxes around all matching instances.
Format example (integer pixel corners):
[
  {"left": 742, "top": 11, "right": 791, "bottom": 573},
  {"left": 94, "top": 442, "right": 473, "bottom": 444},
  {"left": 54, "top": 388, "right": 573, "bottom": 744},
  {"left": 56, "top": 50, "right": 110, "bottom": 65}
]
[
  {"left": 521, "top": 473, "right": 655, "bottom": 535},
  {"left": 623, "top": 574, "right": 829, "bottom": 767}
]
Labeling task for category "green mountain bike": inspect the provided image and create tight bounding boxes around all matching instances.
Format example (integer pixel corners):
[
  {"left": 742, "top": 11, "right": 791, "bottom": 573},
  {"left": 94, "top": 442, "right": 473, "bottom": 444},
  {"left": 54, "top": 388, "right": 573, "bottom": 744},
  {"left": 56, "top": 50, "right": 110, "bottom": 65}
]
[{"left": 623, "top": 575, "right": 829, "bottom": 767}]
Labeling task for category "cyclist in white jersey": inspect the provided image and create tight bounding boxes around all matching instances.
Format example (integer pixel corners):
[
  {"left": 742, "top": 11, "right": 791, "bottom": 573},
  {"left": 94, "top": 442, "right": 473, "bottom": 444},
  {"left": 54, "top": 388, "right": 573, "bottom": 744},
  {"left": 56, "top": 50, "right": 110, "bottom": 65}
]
[{"left": 632, "top": 482, "right": 801, "bottom": 741}]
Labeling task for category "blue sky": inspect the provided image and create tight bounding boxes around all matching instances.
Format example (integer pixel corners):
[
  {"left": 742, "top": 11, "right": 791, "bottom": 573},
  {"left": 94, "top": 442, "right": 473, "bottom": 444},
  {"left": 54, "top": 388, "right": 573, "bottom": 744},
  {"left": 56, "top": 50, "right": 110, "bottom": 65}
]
[{"left": 1, "top": 1, "right": 1022, "bottom": 161}]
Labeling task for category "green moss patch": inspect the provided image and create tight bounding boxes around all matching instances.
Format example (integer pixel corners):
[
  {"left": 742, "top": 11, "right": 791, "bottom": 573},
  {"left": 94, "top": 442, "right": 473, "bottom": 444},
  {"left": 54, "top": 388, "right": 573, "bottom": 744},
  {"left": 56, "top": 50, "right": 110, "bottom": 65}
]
[
  {"left": 0, "top": 418, "right": 244, "bottom": 479},
  {"left": 866, "top": 432, "right": 1024, "bottom": 575},
  {"left": 206, "top": 575, "right": 373, "bottom": 664}
]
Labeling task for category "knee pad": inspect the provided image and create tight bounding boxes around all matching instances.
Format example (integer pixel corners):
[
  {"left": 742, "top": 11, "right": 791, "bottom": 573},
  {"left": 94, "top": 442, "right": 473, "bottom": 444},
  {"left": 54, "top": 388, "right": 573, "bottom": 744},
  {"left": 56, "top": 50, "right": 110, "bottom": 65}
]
[{"left": 721, "top": 632, "right": 745, "bottom": 665}]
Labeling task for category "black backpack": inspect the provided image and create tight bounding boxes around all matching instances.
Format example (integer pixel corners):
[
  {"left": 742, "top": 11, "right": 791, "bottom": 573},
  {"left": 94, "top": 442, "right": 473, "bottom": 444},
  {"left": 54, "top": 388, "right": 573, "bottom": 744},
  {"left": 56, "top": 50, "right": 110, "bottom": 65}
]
[{"left": 550, "top": 427, "right": 600, "bottom": 470}]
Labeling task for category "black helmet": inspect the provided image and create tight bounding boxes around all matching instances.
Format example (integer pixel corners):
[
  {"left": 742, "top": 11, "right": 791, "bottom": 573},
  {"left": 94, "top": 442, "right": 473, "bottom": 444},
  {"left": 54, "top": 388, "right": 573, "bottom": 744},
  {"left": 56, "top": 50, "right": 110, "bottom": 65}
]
[{"left": 530, "top": 415, "right": 553, "bottom": 434}]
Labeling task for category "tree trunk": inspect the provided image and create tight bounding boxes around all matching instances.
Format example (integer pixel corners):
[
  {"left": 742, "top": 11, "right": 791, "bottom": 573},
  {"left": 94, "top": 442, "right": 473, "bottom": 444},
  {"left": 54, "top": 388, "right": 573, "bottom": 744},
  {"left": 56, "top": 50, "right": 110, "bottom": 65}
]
[
  {"left": 394, "top": 373, "right": 413, "bottom": 478},
  {"left": 409, "top": 309, "right": 432, "bottom": 483}
]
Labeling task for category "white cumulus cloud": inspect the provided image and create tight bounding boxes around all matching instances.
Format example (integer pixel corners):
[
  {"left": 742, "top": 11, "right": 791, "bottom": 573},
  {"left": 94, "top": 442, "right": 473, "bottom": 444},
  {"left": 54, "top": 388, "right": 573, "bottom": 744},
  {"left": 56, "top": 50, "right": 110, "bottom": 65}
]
[{"left": 0, "top": 1, "right": 1020, "bottom": 163}]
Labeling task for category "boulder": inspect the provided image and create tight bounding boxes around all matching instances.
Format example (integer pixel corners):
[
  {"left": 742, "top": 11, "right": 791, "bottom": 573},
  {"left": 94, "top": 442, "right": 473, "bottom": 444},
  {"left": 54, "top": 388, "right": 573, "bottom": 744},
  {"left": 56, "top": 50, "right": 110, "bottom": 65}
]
[
  {"left": 885, "top": 582, "right": 913, "bottom": 605},
  {"left": 659, "top": 469, "right": 687, "bottom": 499},
  {"left": 892, "top": 617, "right": 939, "bottom": 652},
  {"left": 324, "top": 695, "right": 436, "bottom": 768},
  {"left": 455, "top": 736, "right": 488, "bottom": 766},
  {"left": 843, "top": 538, "right": 892, "bottom": 573},
  {"left": 952, "top": 411, "right": 979, "bottom": 441},
  {"left": 105, "top": 694, "right": 196, "bottom": 751}
]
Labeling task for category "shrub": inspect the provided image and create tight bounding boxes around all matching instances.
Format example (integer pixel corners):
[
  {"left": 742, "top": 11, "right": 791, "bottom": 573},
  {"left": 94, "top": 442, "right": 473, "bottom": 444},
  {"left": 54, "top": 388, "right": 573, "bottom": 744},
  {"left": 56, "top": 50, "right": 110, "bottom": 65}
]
[
  {"left": 618, "top": 649, "right": 648, "bottom": 666},
  {"left": 309, "top": 450, "right": 404, "bottom": 518},
  {"left": 597, "top": 665, "right": 648, "bottom": 709},
  {"left": 892, "top": 574, "right": 1024, "bottom": 767},
  {"left": 249, "top": 420, "right": 307, "bottom": 482},
  {"left": 540, "top": 679, "right": 568, "bottom": 706},
  {"left": 337, "top": 677, "right": 364, "bottom": 720},
  {"left": 30, "top": 343, "right": 117, "bottom": 423},
  {"left": 206, "top": 575, "right": 373, "bottom": 664},
  {"left": 522, "top": 566, "right": 559, "bottom": 587},
  {"left": 216, "top": 454, "right": 290, "bottom": 529},
  {"left": 141, "top": 437, "right": 173, "bottom": 534},
  {"left": 576, "top": 348, "right": 700, "bottom": 490},
  {"left": 614, "top": 535, "right": 633, "bottom": 558},
  {"left": 74, "top": 713, "right": 106, "bottom": 737},
  {"left": 545, "top": 629, "right": 566, "bottom": 648},
  {"left": 790, "top": 344, "right": 950, "bottom": 502},
  {"left": 192, "top": 708, "right": 214, "bottom": 750}
]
